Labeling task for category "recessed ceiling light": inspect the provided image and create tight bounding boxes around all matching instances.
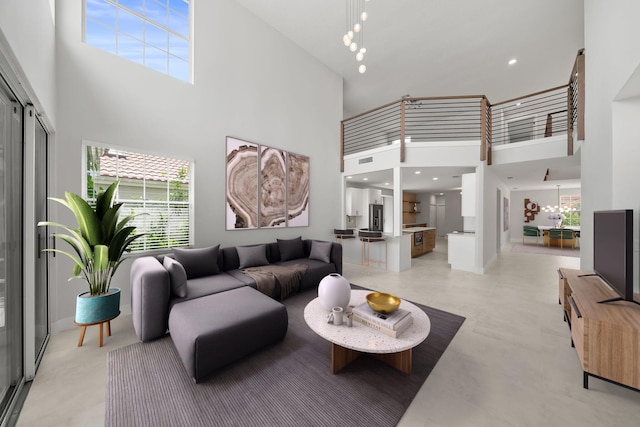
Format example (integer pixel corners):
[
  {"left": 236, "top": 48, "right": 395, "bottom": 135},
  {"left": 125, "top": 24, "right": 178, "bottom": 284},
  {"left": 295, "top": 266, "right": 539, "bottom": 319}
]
[
  {"left": 508, "top": 58, "right": 517, "bottom": 65},
  {"left": 439, "top": 193, "right": 444, "bottom": 196},
  {"left": 347, "top": 176, "right": 353, "bottom": 179},
  {"left": 384, "top": 182, "right": 390, "bottom": 185},
  {"left": 363, "top": 177, "right": 369, "bottom": 181},
  {"left": 432, "top": 177, "right": 438, "bottom": 181},
  {"left": 415, "top": 171, "right": 421, "bottom": 175},
  {"left": 515, "top": 102, "right": 521, "bottom": 107}
]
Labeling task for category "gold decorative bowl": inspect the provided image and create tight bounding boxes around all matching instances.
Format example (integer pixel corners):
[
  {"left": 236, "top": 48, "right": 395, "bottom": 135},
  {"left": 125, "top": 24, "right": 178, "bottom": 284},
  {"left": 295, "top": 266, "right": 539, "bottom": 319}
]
[{"left": 366, "top": 292, "right": 401, "bottom": 314}]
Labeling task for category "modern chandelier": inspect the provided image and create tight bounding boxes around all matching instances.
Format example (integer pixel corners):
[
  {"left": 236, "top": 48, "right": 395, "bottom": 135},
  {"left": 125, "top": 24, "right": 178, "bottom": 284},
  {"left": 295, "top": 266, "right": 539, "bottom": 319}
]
[
  {"left": 342, "top": 0, "right": 370, "bottom": 74},
  {"left": 542, "top": 185, "right": 576, "bottom": 214}
]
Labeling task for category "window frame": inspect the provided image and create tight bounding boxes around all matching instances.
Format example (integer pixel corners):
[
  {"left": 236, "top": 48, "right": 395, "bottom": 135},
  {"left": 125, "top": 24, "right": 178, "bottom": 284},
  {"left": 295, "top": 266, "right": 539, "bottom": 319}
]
[
  {"left": 82, "top": 0, "right": 193, "bottom": 83},
  {"left": 81, "top": 141, "right": 195, "bottom": 255},
  {"left": 560, "top": 194, "right": 581, "bottom": 226}
]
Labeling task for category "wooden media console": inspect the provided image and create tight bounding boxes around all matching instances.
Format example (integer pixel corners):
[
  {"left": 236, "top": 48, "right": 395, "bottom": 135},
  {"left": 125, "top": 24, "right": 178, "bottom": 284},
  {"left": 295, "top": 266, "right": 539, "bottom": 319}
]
[{"left": 558, "top": 268, "right": 640, "bottom": 391}]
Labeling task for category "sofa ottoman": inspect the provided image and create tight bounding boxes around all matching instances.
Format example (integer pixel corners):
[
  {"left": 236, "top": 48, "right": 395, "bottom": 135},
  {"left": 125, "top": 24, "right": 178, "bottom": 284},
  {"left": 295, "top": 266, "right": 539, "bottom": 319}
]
[{"left": 168, "top": 286, "right": 288, "bottom": 383}]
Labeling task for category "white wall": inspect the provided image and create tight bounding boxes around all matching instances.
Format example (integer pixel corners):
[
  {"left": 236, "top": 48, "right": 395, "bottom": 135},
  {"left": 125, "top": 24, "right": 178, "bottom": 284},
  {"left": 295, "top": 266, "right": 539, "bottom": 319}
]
[
  {"left": 443, "top": 191, "right": 463, "bottom": 234},
  {"left": 583, "top": 0, "right": 640, "bottom": 286},
  {"left": 0, "top": 0, "right": 56, "bottom": 127},
  {"left": 481, "top": 164, "right": 510, "bottom": 270},
  {"left": 51, "top": 0, "right": 343, "bottom": 331}
]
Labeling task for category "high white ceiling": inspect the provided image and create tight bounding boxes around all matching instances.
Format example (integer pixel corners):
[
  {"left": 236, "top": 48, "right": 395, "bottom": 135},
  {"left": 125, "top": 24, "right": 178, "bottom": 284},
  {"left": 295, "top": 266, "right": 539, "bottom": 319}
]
[{"left": 233, "top": 0, "right": 585, "bottom": 192}]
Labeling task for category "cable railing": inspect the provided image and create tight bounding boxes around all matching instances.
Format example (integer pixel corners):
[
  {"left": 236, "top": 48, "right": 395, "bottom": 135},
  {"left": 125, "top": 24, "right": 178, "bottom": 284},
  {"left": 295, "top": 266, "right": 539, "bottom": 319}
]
[
  {"left": 342, "top": 96, "right": 485, "bottom": 166},
  {"left": 568, "top": 48, "right": 585, "bottom": 155},
  {"left": 489, "top": 85, "right": 568, "bottom": 146},
  {"left": 340, "top": 50, "right": 585, "bottom": 170}
]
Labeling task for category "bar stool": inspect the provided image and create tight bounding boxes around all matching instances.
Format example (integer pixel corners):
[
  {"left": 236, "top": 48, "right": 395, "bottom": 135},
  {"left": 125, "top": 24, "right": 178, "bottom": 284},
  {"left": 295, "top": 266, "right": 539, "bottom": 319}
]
[
  {"left": 359, "top": 231, "right": 387, "bottom": 272},
  {"left": 333, "top": 228, "right": 356, "bottom": 243}
]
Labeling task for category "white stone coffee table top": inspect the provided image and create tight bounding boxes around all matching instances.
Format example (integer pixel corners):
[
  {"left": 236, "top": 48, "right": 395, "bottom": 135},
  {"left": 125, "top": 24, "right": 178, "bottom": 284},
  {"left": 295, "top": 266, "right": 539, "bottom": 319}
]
[{"left": 304, "top": 289, "right": 431, "bottom": 354}]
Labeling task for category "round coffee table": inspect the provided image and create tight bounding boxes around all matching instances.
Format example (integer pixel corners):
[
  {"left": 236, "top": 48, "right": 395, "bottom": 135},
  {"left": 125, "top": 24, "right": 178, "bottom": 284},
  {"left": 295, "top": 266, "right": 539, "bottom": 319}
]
[{"left": 304, "top": 290, "right": 431, "bottom": 374}]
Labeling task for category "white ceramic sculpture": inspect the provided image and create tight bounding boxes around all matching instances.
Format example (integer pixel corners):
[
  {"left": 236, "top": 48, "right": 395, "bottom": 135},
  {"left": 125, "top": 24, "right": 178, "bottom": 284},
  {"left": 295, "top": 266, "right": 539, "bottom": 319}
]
[{"left": 318, "top": 273, "right": 351, "bottom": 311}]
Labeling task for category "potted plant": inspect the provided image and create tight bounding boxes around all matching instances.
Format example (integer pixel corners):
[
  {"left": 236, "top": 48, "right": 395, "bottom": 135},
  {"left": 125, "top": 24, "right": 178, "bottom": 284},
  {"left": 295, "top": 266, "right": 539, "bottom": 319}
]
[{"left": 38, "top": 181, "right": 145, "bottom": 325}]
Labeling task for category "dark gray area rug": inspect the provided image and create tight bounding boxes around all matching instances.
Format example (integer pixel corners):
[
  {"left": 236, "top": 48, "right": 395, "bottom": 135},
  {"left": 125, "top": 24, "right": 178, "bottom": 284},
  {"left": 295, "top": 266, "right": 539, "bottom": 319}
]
[{"left": 105, "top": 287, "right": 465, "bottom": 427}]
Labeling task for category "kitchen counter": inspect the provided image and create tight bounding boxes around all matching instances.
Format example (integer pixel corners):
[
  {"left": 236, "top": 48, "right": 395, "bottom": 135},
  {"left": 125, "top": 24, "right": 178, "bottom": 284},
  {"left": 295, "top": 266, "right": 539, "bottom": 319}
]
[{"left": 402, "top": 226, "right": 436, "bottom": 233}]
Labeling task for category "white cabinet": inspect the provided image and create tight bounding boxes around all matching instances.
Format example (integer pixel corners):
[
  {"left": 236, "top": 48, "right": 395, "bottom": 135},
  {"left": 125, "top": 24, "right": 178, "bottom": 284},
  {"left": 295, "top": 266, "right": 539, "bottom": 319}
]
[
  {"left": 346, "top": 188, "right": 383, "bottom": 217},
  {"left": 461, "top": 173, "right": 476, "bottom": 217},
  {"left": 366, "top": 189, "right": 383, "bottom": 205},
  {"left": 448, "top": 232, "right": 477, "bottom": 273},
  {"left": 346, "top": 187, "right": 364, "bottom": 216}
]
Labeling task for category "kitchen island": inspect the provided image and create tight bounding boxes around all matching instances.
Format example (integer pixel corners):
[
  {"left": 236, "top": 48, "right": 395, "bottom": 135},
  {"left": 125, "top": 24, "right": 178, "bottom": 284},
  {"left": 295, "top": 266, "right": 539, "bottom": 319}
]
[
  {"left": 402, "top": 227, "right": 436, "bottom": 258},
  {"left": 337, "top": 230, "right": 412, "bottom": 272},
  {"left": 447, "top": 231, "right": 478, "bottom": 273}
]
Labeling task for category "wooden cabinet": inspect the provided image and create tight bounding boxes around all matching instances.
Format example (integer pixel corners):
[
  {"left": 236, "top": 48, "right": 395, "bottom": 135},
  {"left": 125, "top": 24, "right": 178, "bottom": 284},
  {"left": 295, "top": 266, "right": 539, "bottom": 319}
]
[
  {"left": 405, "top": 228, "right": 435, "bottom": 258},
  {"left": 424, "top": 228, "right": 436, "bottom": 249},
  {"left": 558, "top": 268, "right": 640, "bottom": 390}
]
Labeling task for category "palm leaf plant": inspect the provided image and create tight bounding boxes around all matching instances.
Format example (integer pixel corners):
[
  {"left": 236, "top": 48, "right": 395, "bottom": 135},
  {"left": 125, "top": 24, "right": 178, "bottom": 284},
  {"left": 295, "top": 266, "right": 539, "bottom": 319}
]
[{"left": 38, "top": 181, "right": 146, "bottom": 296}]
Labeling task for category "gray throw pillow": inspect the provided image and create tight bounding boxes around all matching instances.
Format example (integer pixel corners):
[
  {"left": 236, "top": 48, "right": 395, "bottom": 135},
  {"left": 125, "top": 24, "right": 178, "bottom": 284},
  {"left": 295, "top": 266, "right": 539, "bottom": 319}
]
[
  {"left": 163, "top": 256, "right": 188, "bottom": 298},
  {"left": 309, "top": 240, "right": 332, "bottom": 263},
  {"left": 173, "top": 245, "right": 220, "bottom": 279},
  {"left": 237, "top": 244, "right": 269, "bottom": 269},
  {"left": 277, "top": 236, "right": 305, "bottom": 261}
]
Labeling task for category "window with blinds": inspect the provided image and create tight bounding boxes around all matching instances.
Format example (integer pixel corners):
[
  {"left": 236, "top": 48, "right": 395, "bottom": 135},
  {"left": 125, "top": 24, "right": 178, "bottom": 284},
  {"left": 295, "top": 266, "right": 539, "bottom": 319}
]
[{"left": 84, "top": 144, "right": 193, "bottom": 253}]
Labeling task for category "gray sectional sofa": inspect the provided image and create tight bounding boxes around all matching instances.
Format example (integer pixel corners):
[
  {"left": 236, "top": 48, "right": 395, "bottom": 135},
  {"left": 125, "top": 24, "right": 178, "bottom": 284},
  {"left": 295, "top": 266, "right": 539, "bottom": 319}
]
[{"left": 130, "top": 237, "right": 342, "bottom": 382}]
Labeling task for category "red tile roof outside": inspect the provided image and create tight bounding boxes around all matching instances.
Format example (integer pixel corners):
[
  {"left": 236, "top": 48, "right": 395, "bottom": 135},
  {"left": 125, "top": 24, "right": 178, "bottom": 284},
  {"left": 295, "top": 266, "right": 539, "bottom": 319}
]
[{"left": 98, "top": 150, "right": 190, "bottom": 183}]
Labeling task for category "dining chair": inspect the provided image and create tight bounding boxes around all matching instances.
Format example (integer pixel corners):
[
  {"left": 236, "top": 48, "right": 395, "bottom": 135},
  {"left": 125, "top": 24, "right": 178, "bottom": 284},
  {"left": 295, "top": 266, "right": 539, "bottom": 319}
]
[
  {"left": 548, "top": 228, "right": 576, "bottom": 249},
  {"left": 522, "top": 225, "right": 541, "bottom": 246}
]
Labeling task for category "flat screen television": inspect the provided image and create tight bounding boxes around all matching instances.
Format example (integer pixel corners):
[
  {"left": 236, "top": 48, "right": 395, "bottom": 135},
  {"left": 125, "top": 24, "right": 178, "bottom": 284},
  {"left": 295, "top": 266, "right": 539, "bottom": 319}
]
[{"left": 592, "top": 209, "right": 638, "bottom": 305}]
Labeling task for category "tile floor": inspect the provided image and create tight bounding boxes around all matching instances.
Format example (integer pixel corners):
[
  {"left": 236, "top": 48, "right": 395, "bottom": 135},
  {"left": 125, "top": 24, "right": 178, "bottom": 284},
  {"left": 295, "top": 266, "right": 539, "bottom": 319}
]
[{"left": 15, "top": 239, "right": 640, "bottom": 426}]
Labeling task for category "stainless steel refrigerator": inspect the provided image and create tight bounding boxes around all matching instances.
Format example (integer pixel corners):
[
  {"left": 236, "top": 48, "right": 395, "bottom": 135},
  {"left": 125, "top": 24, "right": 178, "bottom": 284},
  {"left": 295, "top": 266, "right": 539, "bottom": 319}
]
[{"left": 369, "top": 204, "right": 383, "bottom": 231}]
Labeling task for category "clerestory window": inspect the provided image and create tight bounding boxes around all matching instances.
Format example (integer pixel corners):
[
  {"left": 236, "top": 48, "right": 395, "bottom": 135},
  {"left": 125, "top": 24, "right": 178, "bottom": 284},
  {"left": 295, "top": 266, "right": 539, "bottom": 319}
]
[
  {"left": 84, "top": 143, "right": 194, "bottom": 253},
  {"left": 84, "top": 0, "right": 192, "bottom": 82}
]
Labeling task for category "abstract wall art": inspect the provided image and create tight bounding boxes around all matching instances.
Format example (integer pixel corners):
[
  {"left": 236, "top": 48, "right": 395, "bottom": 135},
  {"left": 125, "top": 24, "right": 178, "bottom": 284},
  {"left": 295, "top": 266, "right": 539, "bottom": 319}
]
[
  {"left": 226, "top": 136, "right": 310, "bottom": 230},
  {"left": 260, "top": 146, "right": 287, "bottom": 228},
  {"left": 286, "top": 152, "right": 310, "bottom": 227},
  {"left": 503, "top": 197, "right": 510, "bottom": 231},
  {"left": 523, "top": 198, "right": 540, "bottom": 223},
  {"left": 226, "top": 137, "right": 259, "bottom": 230}
]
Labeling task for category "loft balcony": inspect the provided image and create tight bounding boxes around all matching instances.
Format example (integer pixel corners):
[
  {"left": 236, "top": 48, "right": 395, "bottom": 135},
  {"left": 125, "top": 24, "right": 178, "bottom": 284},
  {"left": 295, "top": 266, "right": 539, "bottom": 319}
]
[{"left": 340, "top": 50, "right": 585, "bottom": 174}]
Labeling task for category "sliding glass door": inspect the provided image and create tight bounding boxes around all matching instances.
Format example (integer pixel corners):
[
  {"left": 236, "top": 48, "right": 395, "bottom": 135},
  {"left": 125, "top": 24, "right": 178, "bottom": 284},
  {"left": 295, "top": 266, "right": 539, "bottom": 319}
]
[
  {"left": 0, "top": 79, "right": 24, "bottom": 420},
  {"left": 34, "top": 117, "right": 48, "bottom": 362}
]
